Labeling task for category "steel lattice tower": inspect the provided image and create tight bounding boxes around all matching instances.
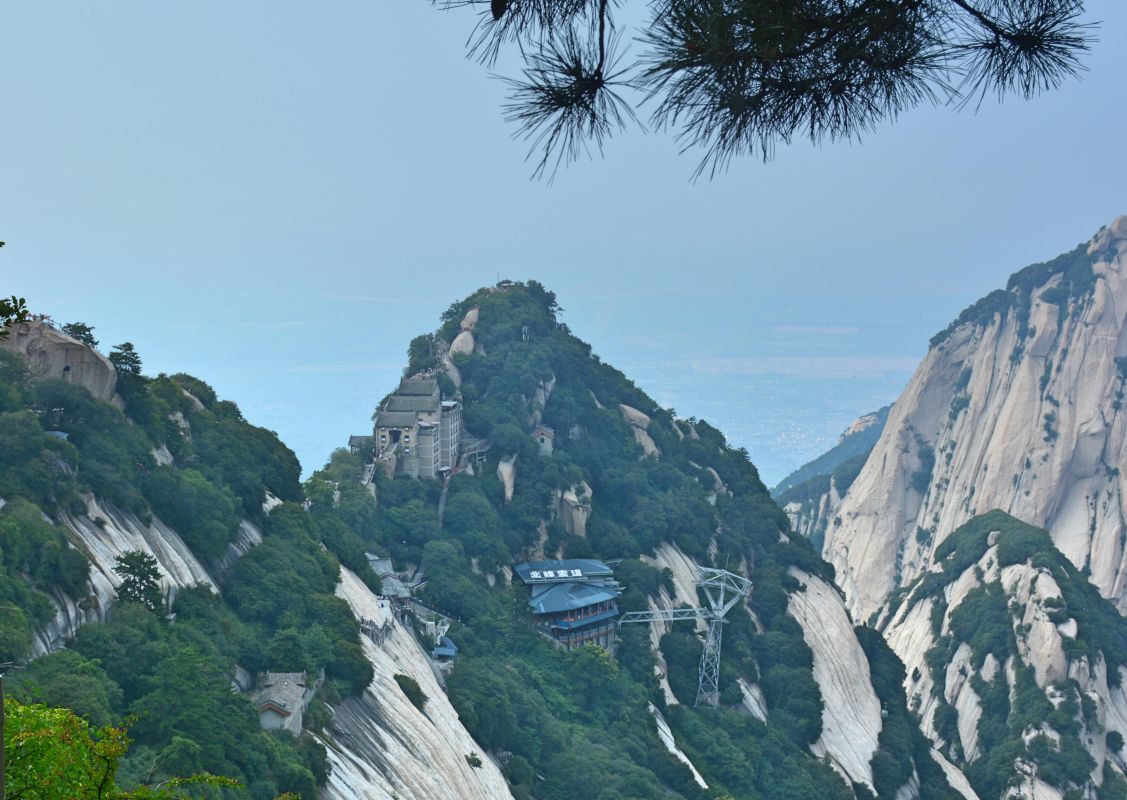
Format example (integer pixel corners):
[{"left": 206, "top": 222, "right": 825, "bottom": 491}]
[{"left": 618, "top": 565, "right": 752, "bottom": 707}]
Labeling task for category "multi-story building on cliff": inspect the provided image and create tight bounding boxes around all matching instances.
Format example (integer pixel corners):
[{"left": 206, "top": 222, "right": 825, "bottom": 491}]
[
  {"left": 373, "top": 377, "right": 462, "bottom": 479},
  {"left": 513, "top": 559, "right": 621, "bottom": 649}
]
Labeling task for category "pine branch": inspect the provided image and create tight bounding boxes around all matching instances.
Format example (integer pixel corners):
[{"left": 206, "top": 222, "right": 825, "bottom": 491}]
[{"left": 435, "top": 0, "right": 1096, "bottom": 178}]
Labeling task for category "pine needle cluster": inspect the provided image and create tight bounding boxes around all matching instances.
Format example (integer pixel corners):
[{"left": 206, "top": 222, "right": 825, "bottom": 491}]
[{"left": 435, "top": 0, "right": 1095, "bottom": 177}]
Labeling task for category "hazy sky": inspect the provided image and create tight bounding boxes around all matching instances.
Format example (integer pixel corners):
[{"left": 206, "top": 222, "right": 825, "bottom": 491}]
[{"left": 3, "top": 2, "right": 1126, "bottom": 484}]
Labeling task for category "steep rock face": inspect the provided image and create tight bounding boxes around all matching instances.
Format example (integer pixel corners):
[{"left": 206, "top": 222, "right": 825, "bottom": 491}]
[
  {"left": 788, "top": 568, "right": 883, "bottom": 791},
  {"left": 783, "top": 477, "right": 844, "bottom": 546},
  {"left": 642, "top": 542, "right": 707, "bottom": 705},
  {"left": 774, "top": 405, "right": 892, "bottom": 497},
  {"left": 649, "top": 703, "right": 709, "bottom": 790},
  {"left": 827, "top": 218, "right": 1127, "bottom": 621},
  {"left": 450, "top": 330, "right": 475, "bottom": 356},
  {"left": 551, "top": 480, "right": 591, "bottom": 537},
  {"left": 497, "top": 455, "right": 517, "bottom": 502},
  {"left": 34, "top": 496, "right": 218, "bottom": 655},
  {"left": 619, "top": 404, "right": 661, "bottom": 458},
  {"left": 0, "top": 319, "right": 117, "bottom": 401},
  {"left": 323, "top": 568, "right": 512, "bottom": 800},
  {"left": 776, "top": 407, "right": 890, "bottom": 551},
  {"left": 881, "top": 515, "right": 1127, "bottom": 799},
  {"left": 527, "top": 375, "right": 556, "bottom": 426}
]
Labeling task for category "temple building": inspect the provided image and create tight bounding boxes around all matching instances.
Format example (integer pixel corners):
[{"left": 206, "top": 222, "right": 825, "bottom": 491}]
[
  {"left": 513, "top": 559, "right": 621, "bottom": 649},
  {"left": 372, "top": 377, "right": 462, "bottom": 479},
  {"left": 251, "top": 671, "right": 321, "bottom": 736}
]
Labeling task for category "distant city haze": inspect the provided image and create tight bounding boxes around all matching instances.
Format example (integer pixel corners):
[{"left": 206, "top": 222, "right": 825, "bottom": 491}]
[{"left": 3, "top": 2, "right": 1125, "bottom": 485}]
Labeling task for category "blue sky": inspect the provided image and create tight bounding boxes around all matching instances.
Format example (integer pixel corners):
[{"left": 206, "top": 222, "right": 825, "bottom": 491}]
[{"left": 3, "top": 2, "right": 1125, "bottom": 484}]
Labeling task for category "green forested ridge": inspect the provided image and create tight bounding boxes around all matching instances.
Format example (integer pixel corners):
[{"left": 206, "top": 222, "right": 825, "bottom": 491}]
[
  {"left": 893, "top": 511, "right": 1127, "bottom": 800},
  {"left": 3, "top": 290, "right": 951, "bottom": 799},
  {"left": 332, "top": 281, "right": 950, "bottom": 799},
  {"left": 929, "top": 243, "right": 1098, "bottom": 349},
  {"left": 772, "top": 405, "right": 891, "bottom": 497},
  {"left": 0, "top": 337, "right": 381, "bottom": 798}
]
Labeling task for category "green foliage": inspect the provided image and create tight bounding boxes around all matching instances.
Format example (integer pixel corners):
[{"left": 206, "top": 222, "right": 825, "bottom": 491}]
[
  {"left": 226, "top": 504, "right": 372, "bottom": 694},
  {"left": 68, "top": 600, "right": 326, "bottom": 797},
  {"left": 948, "top": 394, "right": 969, "bottom": 421},
  {"left": 61, "top": 322, "right": 99, "bottom": 348},
  {"left": 3, "top": 696, "right": 248, "bottom": 799},
  {"left": 9, "top": 649, "right": 123, "bottom": 727},
  {"left": 31, "top": 378, "right": 155, "bottom": 514},
  {"left": 114, "top": 550, "right": 164, "bottom": 614},
  {"left": 903, "top": 510, "right": 1124, "bottom": 798},
  {"left": 948, "top": 583, "right": 1013, "bottom": 669},
  {"left": 775, "top": 473, "right": 831, "bottom": 510},
  {"left": 910, "top": 443, "right": 935, "bottom": 494},
  {"left": 186, "top": 397, "right": 303, "bottom": 518},
  {"left": 0, "top": 500, "right": 90, "bottom": 639},
  {"left": 1100, "top": 764, "right": 1127, "bottom": 800},
  {"left": 0, "top": 295, "right": 29, "bottom": 338},
  {"left": 0, "top": 346, "right": 382, "bottom": 794},
  {"left": 667, "top": 703, "right": 854, "bottom": 800},
  {"left": 109, "top": 342, "right": 143, "bottom": 376},
  {"left": 406, "top": 333, "right": 440, "bottom": 377},
  {"left": 142, "top": 467, "right": 240, "bottom": 560},
  {"left": 832, "top": 451, "right": 870, "bottom": 496},
  {"left": 931, "top": 244, "right": 1096, "bottom": 348},
  {"left": 394, "top": 673, "right": 427, "bottom": 711}
]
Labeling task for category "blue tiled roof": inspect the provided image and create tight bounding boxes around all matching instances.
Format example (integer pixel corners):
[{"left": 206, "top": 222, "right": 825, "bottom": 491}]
[
  {"left": 529, "top": 582, "right": 617, "bottom": 615},
  {"left": 432, "top": 636, "right": 458, "bottom": 658},
  {"left": 512, "top": 559, "right": 614, "bottom": 584}
]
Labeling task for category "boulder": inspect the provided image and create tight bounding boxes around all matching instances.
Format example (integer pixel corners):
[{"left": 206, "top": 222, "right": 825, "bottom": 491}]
[{"left": 1, "top": 319, "right": 117, "bottom": 401}]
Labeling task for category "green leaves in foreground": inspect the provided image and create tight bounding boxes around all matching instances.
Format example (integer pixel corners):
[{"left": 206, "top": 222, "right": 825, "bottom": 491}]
[{"left": 3, "top": 697, "right": 254, "bottom": 800}]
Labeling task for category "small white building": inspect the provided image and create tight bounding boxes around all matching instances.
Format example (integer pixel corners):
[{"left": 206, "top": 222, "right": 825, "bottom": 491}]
[{"left": 530, "top": 424, "right": 555, "bottom": 456}]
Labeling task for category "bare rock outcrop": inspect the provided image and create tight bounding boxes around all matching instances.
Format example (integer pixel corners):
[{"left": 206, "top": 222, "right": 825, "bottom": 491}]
[
  {"left": 324, "top": 568, "right": 513, "bottom": 800},
  {"left": 528, "top": 375, "right": 556, "bottom": 426},
  {"left": 783, "top": 476, "right": 845, "bottom": 546},
  {"left": 34, "top": 496, "right": 218, "bottom": 655},
  {"left": 497, "top": 454, "right": 517, "bottom": 502},
  {"left": 619, "top": 404, "right": 661, "bottom": 458},
  {"left": 1, "top": 319, "right": 117, "bottom": 401},
  {"left": 826, "top": 217, "right": 1127, "bottom": 620},
  {"left": 450, "top": 330, "right": 475, "bottom": 356},
  {"left": 881, "top": 518, "right": 1127, "bottom": 796},
  {"left": 788, "top": 568, "right": 883, "bottom": 791},
  {"left": 552, "top": 480, "right": 591, "bottom": 537},
  {"left": 642, "top": 543, "right": 707, "bottom": 705}
]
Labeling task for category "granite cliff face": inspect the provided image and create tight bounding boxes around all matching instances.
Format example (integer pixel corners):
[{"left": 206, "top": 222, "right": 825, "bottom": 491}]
[
  {"left": 322, "top": 569, "right": 513, "bottom": 800},
  {"left": 776, "top": 407, "right": 891, "bottom": 551},
  {"left": 0, "top": 319, "right": 117, "bottom": 401},
  {"left": 826, "top": 218, "right": 1127, "bottom": 622},
  {"left": 880, "top": 513, "right": 1127, "bottom": 800}
]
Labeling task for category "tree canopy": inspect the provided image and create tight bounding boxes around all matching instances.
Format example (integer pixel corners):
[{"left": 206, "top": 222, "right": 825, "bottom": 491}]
[
  {"left": 0, "top": 295, "right": 28, "bottom": 339},
  {"left": 109, "top": 343, "right": 143, "bottom": 377},
  {"left": 435, "top": 0, "right": 1096, "bottom": 177},
  {"left": 62, "top": 322, "right": 99, "bottom": 349},
  {"left": 114, "top": 550, "right": 164, "bottom": 615}
]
